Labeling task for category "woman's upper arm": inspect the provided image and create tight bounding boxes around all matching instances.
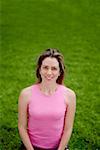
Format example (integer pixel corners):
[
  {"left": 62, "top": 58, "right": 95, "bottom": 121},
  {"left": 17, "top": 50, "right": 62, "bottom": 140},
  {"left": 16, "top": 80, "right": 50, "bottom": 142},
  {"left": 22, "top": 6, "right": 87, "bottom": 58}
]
[
  {"left": 64, "top": 90, "right": 76, "bottom": 130},
  {"left": 18, "top": 89, "right": 29, "bottom": 129}
]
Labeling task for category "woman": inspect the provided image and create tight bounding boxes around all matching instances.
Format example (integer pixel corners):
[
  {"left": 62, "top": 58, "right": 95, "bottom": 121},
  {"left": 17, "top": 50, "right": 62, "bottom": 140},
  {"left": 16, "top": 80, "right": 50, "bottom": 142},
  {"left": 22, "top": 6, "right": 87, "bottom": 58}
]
[{"left": 18, "top": 48, "right": 76, "bottom": 150}]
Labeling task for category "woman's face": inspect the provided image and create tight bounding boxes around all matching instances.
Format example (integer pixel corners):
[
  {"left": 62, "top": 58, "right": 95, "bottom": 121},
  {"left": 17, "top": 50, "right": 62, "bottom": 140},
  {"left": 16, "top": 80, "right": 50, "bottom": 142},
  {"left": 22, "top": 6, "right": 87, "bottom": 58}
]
[{"left": 39, "top": 57, "right": 60, "bottom": 84}]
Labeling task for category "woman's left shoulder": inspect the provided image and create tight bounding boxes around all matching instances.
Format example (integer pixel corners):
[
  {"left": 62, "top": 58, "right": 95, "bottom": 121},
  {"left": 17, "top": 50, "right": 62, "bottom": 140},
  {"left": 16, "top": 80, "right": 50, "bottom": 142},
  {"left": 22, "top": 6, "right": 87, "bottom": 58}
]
[{"left": 62, "top": 85, "right": 76, "bottom": 104}]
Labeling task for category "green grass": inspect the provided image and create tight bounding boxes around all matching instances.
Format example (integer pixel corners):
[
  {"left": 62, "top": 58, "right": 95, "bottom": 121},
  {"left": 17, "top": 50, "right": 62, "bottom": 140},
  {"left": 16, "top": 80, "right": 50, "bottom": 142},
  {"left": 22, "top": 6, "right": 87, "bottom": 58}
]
[{"left": 0, "top": 0, "right": 100, "bottom": 149}]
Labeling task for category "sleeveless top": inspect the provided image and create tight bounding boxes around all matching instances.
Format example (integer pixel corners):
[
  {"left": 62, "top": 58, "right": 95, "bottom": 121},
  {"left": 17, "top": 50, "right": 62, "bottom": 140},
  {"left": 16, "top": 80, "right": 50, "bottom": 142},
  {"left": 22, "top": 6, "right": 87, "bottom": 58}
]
[{"left": 27, "top": 84, "right": 67, "bottom": 149}]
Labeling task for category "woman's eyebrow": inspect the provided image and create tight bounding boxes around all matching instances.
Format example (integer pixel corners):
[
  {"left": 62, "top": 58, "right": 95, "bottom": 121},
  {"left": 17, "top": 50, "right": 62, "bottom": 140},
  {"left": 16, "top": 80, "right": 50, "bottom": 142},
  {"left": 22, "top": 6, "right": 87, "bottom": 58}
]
[
  {"left": 43, "top": 65, "right": 58, "bottom": 67},
  {"left": 42, "top": 65, "right": 48, "bottom": 67}
]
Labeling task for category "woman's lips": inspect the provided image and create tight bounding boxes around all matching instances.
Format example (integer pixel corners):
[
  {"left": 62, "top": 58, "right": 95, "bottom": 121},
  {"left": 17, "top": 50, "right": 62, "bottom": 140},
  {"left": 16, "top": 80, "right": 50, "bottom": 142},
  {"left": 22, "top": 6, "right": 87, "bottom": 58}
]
[{"left": 45, "top": 76, "right": 53, "bottom": 80}]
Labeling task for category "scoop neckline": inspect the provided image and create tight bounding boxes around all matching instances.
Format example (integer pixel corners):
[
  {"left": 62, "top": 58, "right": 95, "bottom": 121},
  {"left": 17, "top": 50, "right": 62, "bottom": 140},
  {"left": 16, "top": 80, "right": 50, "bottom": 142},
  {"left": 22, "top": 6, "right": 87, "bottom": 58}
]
[{"left": 36, "top": 83, "right": 60, "bottom": 97}]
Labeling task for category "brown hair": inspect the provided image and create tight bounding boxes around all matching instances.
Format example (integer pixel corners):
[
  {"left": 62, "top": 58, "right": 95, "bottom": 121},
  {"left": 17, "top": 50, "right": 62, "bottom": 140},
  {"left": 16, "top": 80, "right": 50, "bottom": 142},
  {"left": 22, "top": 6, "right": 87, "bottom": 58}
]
[{"left": 36, "top": 48, "right": 65, "bottom": 84}]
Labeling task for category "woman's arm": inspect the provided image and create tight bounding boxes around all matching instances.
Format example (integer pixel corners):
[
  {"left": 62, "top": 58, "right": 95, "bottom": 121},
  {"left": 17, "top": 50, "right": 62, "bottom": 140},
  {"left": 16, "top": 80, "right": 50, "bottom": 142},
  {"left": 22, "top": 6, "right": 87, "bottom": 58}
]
[
  {"left": 18, "top": 88, "right": 34, "bottom": 150},
  {"left": 58, "top": 90, "right": 76, "bottom": 150}
]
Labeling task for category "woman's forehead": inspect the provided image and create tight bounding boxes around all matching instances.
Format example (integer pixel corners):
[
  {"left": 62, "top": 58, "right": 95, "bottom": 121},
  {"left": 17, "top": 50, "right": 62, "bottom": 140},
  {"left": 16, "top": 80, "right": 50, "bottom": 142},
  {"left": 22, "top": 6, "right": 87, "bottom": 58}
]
[{"left": 42, "top": 57, "right": 59, "bottom": 66}]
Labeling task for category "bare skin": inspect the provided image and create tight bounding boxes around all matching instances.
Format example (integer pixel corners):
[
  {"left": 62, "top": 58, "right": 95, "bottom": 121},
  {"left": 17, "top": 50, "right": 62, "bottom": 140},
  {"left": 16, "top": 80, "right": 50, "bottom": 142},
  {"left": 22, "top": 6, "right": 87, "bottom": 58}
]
[
  {"left": 18, "top": 57, "right": 76, "bottom": 150},
  {"left": 18, "top": 86, "right": 76, "bottom": 150},
  {"left": 58, "top": 88, "right": 76, "bottom": 150},
  {"left": 18, "top": 86, "right": 34, "bottom": 150}
]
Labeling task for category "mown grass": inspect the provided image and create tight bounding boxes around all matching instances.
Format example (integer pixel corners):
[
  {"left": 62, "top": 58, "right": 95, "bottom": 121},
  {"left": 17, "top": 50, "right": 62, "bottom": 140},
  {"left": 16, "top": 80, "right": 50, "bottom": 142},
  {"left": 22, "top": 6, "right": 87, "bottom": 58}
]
[{"left": 0, "top": 0, "right": 100, "bottom": 149}]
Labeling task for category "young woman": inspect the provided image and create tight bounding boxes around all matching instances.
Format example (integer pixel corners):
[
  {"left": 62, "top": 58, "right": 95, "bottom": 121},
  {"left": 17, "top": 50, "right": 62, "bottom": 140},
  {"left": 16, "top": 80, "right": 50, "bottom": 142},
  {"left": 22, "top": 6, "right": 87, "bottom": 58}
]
[{"left": 18, "top": 48, "right": 76, "bottom": 150}]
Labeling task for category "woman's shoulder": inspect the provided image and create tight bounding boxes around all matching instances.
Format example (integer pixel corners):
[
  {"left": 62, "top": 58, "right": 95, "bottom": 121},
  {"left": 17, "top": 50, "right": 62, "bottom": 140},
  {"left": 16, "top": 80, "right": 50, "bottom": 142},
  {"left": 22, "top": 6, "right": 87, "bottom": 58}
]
[
  {"left": 61, "top": 85, "right": 76, "bottom": 104},
  {"left": 19, "top": 85, "right": 34, "bottom": 102},
  {"left": 65, "top": 86, "right": 76, "bottom": 97},
  {"left": 60, "top": 85, "right": 75, "bottom": 95},
  {"left": 21, "top": 85, "right": 33, "bottom": 95}
]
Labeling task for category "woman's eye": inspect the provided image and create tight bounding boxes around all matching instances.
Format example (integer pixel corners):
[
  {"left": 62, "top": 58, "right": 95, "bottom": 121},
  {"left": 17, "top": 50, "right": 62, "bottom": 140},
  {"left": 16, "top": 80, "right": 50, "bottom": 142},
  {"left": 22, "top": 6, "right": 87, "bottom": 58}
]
[
  {"left": 52, "top": 67, "right": 57, "bottom": 70},
  {"left": 42, "top": 66, "right": 57, "bottom": 71},
  {"left": 43, "top": 66, "right": 48, "bottom": 70}
]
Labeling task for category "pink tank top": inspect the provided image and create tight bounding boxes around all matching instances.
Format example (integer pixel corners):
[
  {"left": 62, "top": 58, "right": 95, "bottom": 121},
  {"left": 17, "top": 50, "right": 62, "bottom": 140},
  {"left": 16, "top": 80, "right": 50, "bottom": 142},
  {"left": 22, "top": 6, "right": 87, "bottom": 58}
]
[{"left": 27, "top": 84, "right": 67, "bottom": 149}]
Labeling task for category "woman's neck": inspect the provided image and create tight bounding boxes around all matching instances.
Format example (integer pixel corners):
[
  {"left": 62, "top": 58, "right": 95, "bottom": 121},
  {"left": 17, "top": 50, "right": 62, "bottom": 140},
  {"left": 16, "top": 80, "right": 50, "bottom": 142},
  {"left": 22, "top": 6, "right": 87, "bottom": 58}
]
[{"left": 39, "top": 82, "right": 58, "bottom": 95}]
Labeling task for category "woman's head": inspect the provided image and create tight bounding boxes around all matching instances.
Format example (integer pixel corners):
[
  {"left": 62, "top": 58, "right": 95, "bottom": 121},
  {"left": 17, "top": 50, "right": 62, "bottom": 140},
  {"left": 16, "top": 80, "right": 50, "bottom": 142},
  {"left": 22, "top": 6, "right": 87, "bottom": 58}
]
[{"left": 36, "top": 48, "right": 65, "bottom": 84}]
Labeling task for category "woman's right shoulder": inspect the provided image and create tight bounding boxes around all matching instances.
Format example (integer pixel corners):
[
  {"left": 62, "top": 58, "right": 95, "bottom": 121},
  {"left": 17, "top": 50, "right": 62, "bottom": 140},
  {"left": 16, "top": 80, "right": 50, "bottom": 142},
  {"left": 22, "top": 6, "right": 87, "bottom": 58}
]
[
  {"left": 19, "top": 85, "right": 33, "bottom": 103},
  {"left": 20, "top": 85, "right": 33, "bottom": 95}
]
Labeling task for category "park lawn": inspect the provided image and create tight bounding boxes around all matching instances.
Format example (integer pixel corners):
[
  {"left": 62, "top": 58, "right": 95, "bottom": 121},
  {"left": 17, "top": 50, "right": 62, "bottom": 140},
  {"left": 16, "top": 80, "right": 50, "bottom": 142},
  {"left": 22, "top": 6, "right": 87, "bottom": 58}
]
[{"left": 0, "top": 0, "right": 100, "bottom": 149}]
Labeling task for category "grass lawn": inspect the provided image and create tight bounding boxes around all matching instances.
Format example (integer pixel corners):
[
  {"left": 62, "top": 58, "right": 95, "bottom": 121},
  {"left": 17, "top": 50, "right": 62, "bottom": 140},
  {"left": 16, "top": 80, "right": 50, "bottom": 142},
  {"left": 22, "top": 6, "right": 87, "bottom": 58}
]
[{"left": 0, "top": 0, "right": 100, "bottom": 149}]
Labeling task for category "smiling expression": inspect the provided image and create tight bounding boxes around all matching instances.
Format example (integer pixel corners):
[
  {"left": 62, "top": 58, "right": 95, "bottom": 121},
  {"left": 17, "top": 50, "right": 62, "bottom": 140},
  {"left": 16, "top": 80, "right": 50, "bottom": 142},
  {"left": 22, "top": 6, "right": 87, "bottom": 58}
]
[{"left": 39, "top": 57, "right": 60, "bottom": 83}]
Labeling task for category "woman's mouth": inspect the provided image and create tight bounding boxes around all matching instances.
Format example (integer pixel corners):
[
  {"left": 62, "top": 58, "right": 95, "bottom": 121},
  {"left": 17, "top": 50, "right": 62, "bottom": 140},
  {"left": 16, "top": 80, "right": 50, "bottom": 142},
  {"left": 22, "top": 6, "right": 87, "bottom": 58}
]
[{"left": 45, "top": 76, "right": 53, "bottom": 80}]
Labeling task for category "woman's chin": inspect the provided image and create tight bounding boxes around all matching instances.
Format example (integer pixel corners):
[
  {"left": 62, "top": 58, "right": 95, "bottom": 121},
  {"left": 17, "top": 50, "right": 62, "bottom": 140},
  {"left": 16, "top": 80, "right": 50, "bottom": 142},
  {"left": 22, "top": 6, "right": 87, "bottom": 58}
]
[{"left": 45, "top": 78, "right": 54, "bottom": 83}]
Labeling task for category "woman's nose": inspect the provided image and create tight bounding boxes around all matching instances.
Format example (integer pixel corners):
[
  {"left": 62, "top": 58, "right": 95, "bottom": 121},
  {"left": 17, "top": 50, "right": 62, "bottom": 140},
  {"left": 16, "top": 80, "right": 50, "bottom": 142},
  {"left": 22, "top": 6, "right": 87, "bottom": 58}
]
[{"left": 47, "top": 68, "right": 52, "bottom": 74}]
